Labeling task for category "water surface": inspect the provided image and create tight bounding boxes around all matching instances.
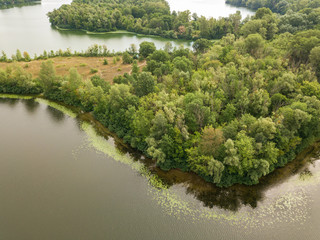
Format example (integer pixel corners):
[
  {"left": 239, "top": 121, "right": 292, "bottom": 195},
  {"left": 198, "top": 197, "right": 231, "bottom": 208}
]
[
  {"left": 1, "top": 97, "right": 320, "bottom": 240},
  {"left": 0, "top": 0, "right": 254, "bottom": 56}
]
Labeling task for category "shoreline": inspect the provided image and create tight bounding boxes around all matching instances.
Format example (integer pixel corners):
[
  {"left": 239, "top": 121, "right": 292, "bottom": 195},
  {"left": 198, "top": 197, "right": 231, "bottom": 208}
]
[
  {"left": 53, "top": 26, "right": 195, "bottom": 43},
  {"left": 1, "top": 93, "right": 319, "bottom": 211}
]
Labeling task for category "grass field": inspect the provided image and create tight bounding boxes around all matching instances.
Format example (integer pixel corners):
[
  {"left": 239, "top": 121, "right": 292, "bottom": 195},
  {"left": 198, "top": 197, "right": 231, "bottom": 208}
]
[{"left": 0, "top": 56, "right": 146, "bottom": 83}]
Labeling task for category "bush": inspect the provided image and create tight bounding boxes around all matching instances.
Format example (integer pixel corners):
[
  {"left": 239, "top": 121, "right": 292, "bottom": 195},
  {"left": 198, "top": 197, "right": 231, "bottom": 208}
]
[
  {"left": 122, "top": 52, "right": 133, "bottom": 64},
  {"left": 90, "top": 68, "right": 98, "bottom": 74}
]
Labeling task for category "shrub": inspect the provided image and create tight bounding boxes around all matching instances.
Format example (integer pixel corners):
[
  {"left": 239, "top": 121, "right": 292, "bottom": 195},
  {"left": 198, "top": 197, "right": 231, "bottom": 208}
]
[{"left": 90, "top": 68, "right": 98, "bottom": 74}]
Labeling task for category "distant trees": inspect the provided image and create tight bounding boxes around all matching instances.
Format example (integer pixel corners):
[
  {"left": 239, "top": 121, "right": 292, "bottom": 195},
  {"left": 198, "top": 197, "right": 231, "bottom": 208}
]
[
  {"left": 0, "top": 0, "right": 39, "bottom": 8},
  {"left": 48, "top": 0, "right": 245, "bottom": 41}
]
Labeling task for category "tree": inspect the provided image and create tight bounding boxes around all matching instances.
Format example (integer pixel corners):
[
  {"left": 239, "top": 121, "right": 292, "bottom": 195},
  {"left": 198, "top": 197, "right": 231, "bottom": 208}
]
[
  {"left": 131, "top": 60, "right": 140, "bottom": 74},
  {"left": 193, "top": 38, "right": 212, "bottom": 53},
  {"left": 0, "top": 51, "right": 7, "bottom": 62},
  {"left": 235, "top": 131, "right": 256, "bottom": 173},
  {"left": 220, "top": 103, "right": 236, "bottom": 123},
  {"left": 15, "top": 49, "right": 23, "bottom": 61},
  {"left": 39, "top": 60, "right": 58, "bottom": 95},
  {"left": 224, "top": 139, "right": 240, "bottom": 168},
  {"left": 244, "top": 34, "right": 265, "bottom": 58},
  {"left": 133, "top": 72, "right": 156, "bottom": 97},
  {"left": 172, "top": 56, "right": 193, "bottom": 73},
  {"left": 207, "top": 158, "right": 225, "bottom": 183},
  {"left": 122, "top": 52, "right": 133, "bottom": 64},
  {"left": 199, "top": 126, "right": 225, "bottom": 156},
  {"left": 139, "top": 41, "right": 156, "bottom": 58},
  {"left": 184, "top": 93, "right": 211, "bottom": 132},
  {"left": 149, "top": 50, "right": 170, "bottom": 63},
  {"left": 310, "top": 46, "right": 320, "bottom": 78},
  {"left": 270, "top": 93, "right": 287, "bottom": 111},
  {"left": 23, "top": 52, "right": 31, "bottom": 62}
]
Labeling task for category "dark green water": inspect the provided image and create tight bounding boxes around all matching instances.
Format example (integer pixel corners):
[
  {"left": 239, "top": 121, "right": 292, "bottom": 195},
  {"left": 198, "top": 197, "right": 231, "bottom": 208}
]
[{"left": 1, "top": 97, "right": 320, "bottom": 240}]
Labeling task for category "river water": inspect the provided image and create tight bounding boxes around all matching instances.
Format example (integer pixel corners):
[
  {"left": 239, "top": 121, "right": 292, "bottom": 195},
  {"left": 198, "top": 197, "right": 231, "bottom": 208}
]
[
  {"left": 1, "top": 97, "right": 320, "bottom": 240},
  {"left": 0, "top": 0, "right": 254, "bottom": 56}
]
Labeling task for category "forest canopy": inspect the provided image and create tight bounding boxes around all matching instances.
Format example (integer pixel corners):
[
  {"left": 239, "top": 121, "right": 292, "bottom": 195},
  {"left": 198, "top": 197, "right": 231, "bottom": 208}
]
[{"left": 2, "top": 2, "right": 320, "bottom": 187}]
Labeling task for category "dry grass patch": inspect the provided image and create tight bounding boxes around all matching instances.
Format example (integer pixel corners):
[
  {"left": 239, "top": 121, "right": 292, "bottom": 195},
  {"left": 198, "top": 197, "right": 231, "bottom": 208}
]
[{"left": 0, "top": 56, "right": 146, "bottom": 83}]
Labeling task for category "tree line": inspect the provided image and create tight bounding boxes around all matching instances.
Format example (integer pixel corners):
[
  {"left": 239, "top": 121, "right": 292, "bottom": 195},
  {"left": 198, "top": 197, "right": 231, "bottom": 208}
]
[{"left": 0, "top": 44, "right": 122, "bottom": 63}]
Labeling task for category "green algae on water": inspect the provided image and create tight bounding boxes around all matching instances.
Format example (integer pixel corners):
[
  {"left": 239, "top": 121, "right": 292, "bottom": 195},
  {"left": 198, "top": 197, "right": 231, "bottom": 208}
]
[
  {"left": 80, "top": 122, "right": 168, "bottom": 190},
  {"left": 17, "top": 98, "right": 316, "bottom": 230},
  {"left": 0, "top": 93, "right": 33, "bottom": 100},
  {"left": 35, "top": 98, "right": 77, "bottom": 118},
  {"left": 79, "top": 120, "right": 314, "bottom": 229},
  {"left": 1, "top": 92, "right": 315, "bottom": 231}
]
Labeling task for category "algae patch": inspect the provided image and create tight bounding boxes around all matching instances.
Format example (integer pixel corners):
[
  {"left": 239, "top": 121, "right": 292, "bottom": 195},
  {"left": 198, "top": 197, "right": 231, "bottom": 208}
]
[
  {"left": 35, "top": 98, "right": 77, "bottom": 118},
  {"left": 80, "top": 122, "right": 168, "bottom": 190},
  {"left": 79, "top": 120, "right": 314, "bottom": 230},
  {"left": 0, "top": 94, "right": 33, "bottom": 99},
  {"left": 11, "top": 97, "right": 316, "bottom": 230}
]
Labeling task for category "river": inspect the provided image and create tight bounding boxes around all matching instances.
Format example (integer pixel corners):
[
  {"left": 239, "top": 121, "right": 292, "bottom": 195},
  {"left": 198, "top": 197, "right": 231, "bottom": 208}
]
[
  {"left": 1, "top": 96, "right": 320, "bottom": 240},
  {"left": 0, "top": 0, "right": 254, "bottom": 56}
]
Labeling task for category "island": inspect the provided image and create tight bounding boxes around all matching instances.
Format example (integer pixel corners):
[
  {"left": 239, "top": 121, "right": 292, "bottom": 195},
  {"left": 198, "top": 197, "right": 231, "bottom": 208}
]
[{"left": 1, "top": 1, "right": 320, "bottom": 188}]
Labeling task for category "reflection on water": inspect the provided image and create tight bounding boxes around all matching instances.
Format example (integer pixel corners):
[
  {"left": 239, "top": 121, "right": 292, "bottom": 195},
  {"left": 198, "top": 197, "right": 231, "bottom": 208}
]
[
  {"left": 2, "top": 97, "right": 320, "bottom": 240},
  {"left": 0, "top": 98, "right": 19, "bottom": 106},
  {"left": 77, "top": 99, "right": 320, "bottom": 212},
  {"left": 1, "top": 97, "right": 320, "bottom": 213},
  {"left": 24, "top": 99, "right": 39, "bottom": 114},
  {"left": 46, "top": 106, "right": 65, "bottom": 122}
]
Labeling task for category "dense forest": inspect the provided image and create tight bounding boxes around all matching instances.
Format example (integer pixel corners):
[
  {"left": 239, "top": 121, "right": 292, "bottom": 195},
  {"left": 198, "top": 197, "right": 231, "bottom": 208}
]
[
  {"left": 2, "top": 2, "right": 320, "bottom": 186},
  {"left": 0, "top": 0, "right": 40, "bottom": 8},
  {"left": 47, "top": 0, "right": 320, "bottom": 40},
  {"left": 47, "top": 0, "right": 243, "bottom": 40}
]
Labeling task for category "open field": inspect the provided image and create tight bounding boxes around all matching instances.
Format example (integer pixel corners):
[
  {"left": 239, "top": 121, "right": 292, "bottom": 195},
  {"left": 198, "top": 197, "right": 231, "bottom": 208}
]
[{"left": 0, "top": 56, "right": 146, "bottom": 83}]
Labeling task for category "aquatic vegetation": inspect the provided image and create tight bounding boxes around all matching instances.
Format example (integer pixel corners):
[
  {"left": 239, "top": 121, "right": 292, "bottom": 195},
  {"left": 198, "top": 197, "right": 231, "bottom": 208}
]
[
  {"left": 299, "top": 170, "right": 313, "bottom": 181},
  {"left": 35, "top": 98, "right": 77, "bottom": 118},
  {"left": 79, "top": 113, "right": 316, "bottom": 230},
  {"left": 2, "top": 96, "right": 318, "bottom": 231},
  {"left": 0, "top": 93, "right": 33, "bottom": 99},
  {"left": 81, "top": 122, "right": 168, "bottom": 190}
]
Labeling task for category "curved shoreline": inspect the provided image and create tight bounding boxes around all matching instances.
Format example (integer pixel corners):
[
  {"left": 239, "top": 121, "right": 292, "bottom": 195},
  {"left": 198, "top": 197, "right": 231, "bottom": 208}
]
[
  {"left": 53, "top": 26, "right": 194, "bottom": 43},
  {"left": 1, "top": 93, "right": 319, "bottom": 211}
]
